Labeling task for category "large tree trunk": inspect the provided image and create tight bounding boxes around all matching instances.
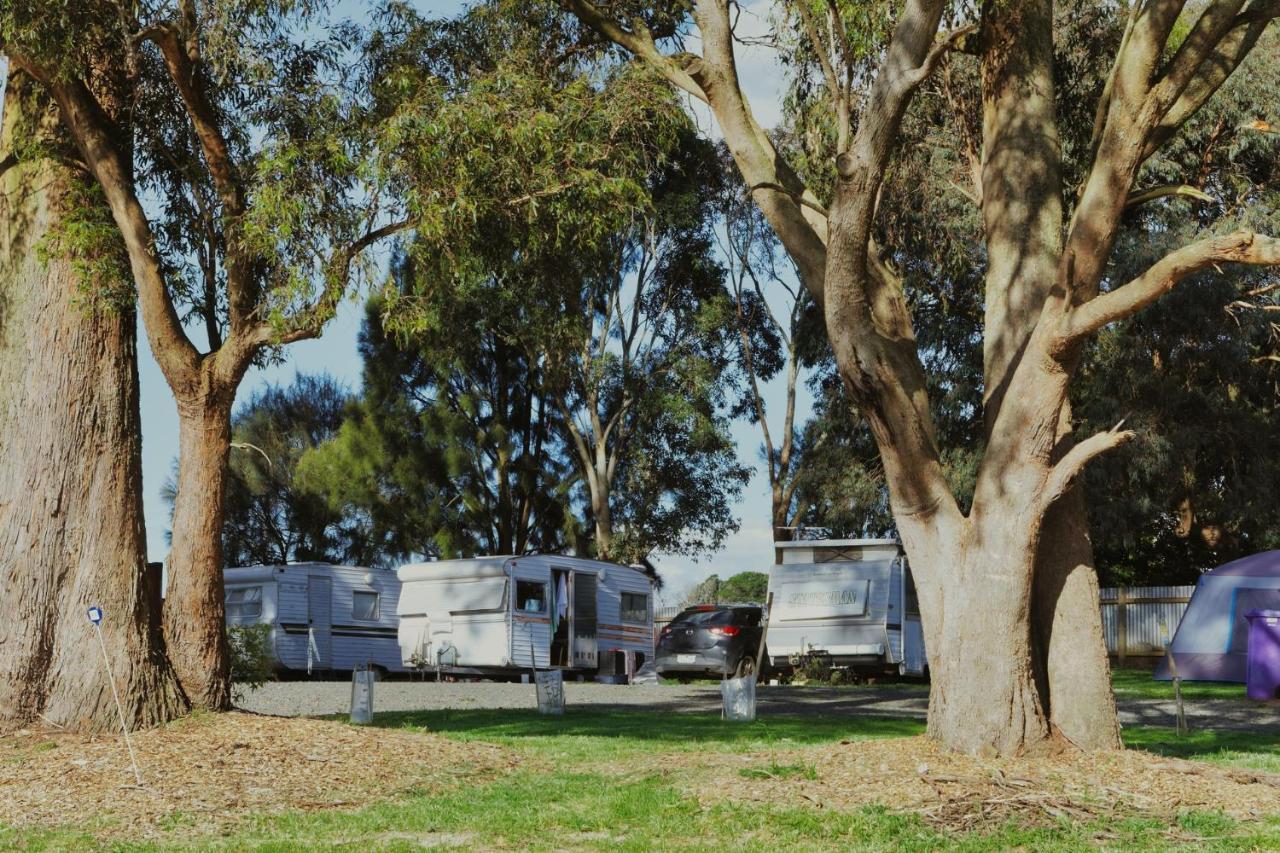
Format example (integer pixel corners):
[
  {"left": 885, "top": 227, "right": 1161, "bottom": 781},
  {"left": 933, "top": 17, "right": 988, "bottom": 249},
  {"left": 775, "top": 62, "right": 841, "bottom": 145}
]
[
  {"left": 1033, "top": 486, "right": 1122, "bottom": 749},
  {"left": 907, "top": 514, "right": 1050, "bottom": 757},
  {"left": 0, "top": 75, "right": 188, "bottom": 730},
  {"left": 163, "top": 393, "right": 234, "bottom": 710}
]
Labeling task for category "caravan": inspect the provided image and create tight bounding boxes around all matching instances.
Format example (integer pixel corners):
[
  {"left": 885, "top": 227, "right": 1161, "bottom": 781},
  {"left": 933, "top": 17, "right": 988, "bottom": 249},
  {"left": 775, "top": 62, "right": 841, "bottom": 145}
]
[
  {"left": 223, "top": 563, "right": 405, "bottom": 674},
  {"left": 765, "top": 537, "right": 927, "bottom": 678},
  {"left": 397, "top": 554, "right": 654, "bottom": 678}
]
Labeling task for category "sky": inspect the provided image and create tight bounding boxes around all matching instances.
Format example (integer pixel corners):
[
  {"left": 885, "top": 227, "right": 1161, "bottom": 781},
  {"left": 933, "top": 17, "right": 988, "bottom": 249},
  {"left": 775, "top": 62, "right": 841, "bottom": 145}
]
[{"left": 7, "top": 1, "right": 806, "bottom": 606}]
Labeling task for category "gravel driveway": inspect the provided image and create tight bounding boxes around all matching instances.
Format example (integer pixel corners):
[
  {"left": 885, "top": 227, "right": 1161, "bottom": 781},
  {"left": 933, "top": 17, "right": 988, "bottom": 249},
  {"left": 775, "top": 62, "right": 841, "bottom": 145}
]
[{"left": 237, "top": 680, "right": 1280, "bottom": 733}]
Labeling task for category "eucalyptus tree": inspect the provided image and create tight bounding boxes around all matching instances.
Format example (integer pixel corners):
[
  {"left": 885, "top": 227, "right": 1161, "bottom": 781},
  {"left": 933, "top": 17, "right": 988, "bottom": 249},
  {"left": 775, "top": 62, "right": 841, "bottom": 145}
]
[
  {"left": 216, "top": 374, "right": 387, "bottom": 568},
  {"left": 536, "top": 131, "right": 751, "bottom": 563},
  {"left": 300, "top": 295, "right": 584, "bottom": 561},
  {"left": 0, "top": 67, "right": 186, "bottom": 730},
  {"left": 718, "top": 159, "right": 825, "bottom": 535},
  {"left": 789, "top": 8, "right": 1280, "bottom": 587},
  {"left": 564, "top": 0, "right": 1280, "bottom": 755},
  {"left": 2, "top": 1, "right": 410, "bottom": 708},
  {"left": 2, "top": 0, "right": 669, "bottom": 708},
  {"left": 375, "top": 1, "right": 749, "bottom": 563}
]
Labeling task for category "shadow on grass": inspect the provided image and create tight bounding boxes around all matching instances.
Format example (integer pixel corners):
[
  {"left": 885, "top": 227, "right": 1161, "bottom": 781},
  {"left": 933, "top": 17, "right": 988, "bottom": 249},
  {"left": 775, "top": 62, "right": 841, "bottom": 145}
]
[
  {"left": 369, "top": 707, "right": 925, "bottom": 749},
  {"left": 1124, "top": 726, "right": 1280, "bottom": 765},
  {"left": 1111, "top": 667, "right": 1245, "bottom": 701}
]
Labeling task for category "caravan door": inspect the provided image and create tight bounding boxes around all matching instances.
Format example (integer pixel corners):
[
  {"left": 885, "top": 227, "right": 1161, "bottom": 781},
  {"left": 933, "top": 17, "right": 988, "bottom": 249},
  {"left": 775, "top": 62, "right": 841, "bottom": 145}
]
[
  {"left": 307, "top": 575, "right": 333, "bottom": 670},
  {"left": 572, "top": 571, "right": 598, "bottom": 669}
]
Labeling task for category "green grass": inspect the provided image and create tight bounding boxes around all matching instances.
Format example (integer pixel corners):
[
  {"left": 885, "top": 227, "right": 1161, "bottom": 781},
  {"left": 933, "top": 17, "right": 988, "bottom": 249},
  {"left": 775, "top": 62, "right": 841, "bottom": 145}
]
[
  {"left": 370, "top": 707, "right": 921, "bottom": 762},
  {"left": 1110, "top": 667, "right": 1245, "bottom": 701},
  {"left": 6, "top": 710, "right": 1280, "bottom": 850},
  {"left": 1123, "top": 726, "right": 1280, "bottom": 773}
]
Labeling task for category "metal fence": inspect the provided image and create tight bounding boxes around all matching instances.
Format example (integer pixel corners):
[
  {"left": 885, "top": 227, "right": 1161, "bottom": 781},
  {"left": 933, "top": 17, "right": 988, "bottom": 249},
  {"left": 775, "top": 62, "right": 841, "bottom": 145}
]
[{"left": 1099, "top": 585, "right": 1195, "bottom": 663}]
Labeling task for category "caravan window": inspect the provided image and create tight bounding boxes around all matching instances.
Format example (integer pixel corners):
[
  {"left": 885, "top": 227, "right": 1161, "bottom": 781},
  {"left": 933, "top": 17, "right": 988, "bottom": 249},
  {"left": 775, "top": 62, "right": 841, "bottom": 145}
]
[
  {"left": 516, "top": 580, "right": 547, "bottom": 614},
  {"left": 226, "top": 586, "right": 262, "bottom": 621},
  {"left": 352, "top": 590, "right": 379, "bottom": 621},
  {"left": 621, "top": 592, "right": 649, "bottom": 624}
]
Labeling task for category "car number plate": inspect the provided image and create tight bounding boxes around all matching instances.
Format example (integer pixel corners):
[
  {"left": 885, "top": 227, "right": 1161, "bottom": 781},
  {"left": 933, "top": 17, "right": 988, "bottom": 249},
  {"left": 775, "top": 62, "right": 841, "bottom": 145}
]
[{"left": 677, "top": 654, "right": 696, "bottom": 664}]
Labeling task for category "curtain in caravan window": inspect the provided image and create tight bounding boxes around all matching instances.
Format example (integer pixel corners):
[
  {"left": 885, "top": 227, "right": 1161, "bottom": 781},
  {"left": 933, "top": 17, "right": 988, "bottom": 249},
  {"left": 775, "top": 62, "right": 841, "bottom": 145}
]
[
  {"left": 226, "top": 585, "right": 263, "bottom": 621},
  {"left": 352, "top": 590, "right": 379, "bottom": 621}
]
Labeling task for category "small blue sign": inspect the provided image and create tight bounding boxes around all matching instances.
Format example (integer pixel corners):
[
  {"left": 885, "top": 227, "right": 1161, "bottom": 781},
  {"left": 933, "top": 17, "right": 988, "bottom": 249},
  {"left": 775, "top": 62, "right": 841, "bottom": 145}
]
[{"left": 87, "top": 606, "right": 103, "bottom": 625}]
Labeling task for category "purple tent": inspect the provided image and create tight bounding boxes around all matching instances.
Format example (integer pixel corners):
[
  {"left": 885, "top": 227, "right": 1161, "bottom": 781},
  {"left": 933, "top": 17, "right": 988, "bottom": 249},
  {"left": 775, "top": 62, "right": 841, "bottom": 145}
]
[{"left": 1155, "top": 551, "right": 1280, "bottom": 682}]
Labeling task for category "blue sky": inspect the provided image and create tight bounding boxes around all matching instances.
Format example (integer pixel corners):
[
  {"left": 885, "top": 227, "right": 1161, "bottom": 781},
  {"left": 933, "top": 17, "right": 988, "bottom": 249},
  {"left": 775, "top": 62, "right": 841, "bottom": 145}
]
[{"left": 9, "top": 1, "right": 808, "bottom": 603}]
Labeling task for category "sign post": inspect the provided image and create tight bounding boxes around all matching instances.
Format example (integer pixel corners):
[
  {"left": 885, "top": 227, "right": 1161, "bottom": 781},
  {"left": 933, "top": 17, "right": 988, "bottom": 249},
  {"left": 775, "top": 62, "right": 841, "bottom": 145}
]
[{"left": 87, "top": 607, "right": 143, "bottom": 786}]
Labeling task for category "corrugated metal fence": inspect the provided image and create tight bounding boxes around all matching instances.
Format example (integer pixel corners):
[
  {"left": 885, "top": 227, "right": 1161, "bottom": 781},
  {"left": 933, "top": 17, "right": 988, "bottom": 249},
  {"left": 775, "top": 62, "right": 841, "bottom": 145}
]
[{"left": 1099, "top": 585, "right": 1195, "bottom": 663}]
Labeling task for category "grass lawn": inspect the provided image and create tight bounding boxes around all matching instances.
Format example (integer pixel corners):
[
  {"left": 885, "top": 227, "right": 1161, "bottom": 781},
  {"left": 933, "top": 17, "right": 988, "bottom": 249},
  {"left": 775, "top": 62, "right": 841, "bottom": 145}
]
[
  {"left": 1110, "top": 667, "right": 1245, "bottom": 701},
  {"left": 6, "top": 709, "right": 1280, "bottom": 851}
]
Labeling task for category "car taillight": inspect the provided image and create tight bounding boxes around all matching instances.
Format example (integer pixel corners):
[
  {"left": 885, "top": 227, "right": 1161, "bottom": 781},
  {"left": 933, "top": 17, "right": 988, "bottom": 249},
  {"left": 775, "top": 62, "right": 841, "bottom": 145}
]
[{"left": 710, "top": 625, "right": 740, "bottom": 637}]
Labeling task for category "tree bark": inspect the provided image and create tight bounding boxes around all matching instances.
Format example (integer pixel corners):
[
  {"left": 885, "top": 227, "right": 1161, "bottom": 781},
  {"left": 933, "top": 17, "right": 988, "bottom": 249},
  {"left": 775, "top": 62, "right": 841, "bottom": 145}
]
[
  {"left": 1033, "top": 484, "right": 1122, "bottom": 750},
  {"left": 588, "top": 455, "right": 614, "bottom": 560},
  {"left": 903, "top": 511, "right": 1049, "bottom": 756},
  {"left": 0, "top": 75, "right": 187, "bottom": 731},
  {"left": 162, "top": 392, "right": 235, "bottom": 710}
]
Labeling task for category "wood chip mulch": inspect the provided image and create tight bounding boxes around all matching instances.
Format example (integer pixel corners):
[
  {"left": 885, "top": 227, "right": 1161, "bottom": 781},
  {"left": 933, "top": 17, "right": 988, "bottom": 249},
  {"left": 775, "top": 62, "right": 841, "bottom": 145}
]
[
  {"left": 693, "top": 736, "right": 1280, "bottom": 835},
  {"left": 0, "top": 711, "right": 515, "bottom": 840}
]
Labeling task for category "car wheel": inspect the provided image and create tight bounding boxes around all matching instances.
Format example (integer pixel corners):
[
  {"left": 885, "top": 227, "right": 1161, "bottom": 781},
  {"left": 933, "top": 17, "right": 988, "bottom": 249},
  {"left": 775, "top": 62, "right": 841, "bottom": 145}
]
[{"left": 734, "top": 656, "right": 756, "bottom": 679}]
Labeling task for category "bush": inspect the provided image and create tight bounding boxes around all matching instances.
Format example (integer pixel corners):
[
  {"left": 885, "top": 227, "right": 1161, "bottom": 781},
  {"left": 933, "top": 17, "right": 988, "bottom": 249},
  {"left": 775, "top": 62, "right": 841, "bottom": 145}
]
[{"left": 227, "top": 623, "right": 274, "bottom": 701}]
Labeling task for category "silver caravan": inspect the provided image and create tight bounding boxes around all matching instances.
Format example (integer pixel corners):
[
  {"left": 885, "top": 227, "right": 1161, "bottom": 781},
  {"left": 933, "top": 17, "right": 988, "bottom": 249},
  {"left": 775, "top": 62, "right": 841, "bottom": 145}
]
[
  {"left": 766, "top": 538, "right": 927, "bottom": 677},
  {"left": 397, "top": 554, "right": 654, "bottom": 678},
  {"left": 223, "top": 563, "right": 405, "bottom": 674}
]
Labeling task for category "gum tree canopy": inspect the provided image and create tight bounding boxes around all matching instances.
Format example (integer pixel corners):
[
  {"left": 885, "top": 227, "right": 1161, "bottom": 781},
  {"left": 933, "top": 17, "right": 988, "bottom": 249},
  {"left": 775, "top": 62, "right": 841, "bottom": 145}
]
[
  {"left": 564, "top": 0, "right": 1280, "bottom": 755},
  {"left": 3, "top": 0, "right": 679, "bottom": 709}
]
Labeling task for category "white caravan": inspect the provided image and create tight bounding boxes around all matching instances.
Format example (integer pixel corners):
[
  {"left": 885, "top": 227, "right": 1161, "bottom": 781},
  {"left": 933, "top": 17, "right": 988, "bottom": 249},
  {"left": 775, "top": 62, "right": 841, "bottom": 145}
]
[
  {"left": 397, "top": 554, "right": 654, "bottom": 678},
  {"left": 765, "top": 538, "right": 927, "bottom": 678},
  {"left": 223, "top": 563, "right": 405, "bottom": 674}
]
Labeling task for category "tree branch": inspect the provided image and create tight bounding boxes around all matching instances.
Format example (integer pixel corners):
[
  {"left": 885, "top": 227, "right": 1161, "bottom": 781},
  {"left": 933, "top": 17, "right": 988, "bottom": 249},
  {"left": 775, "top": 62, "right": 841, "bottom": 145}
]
[
  {"left": 1143, "top": 2, "right": 1279, "bottom": 159},
  {"left": 1064, "top": 231, "right": 1280, "bottom": 343},
  {"left": 1125, "top": 183, "right": 1215, "bottom": 208},
  {"left": 233, "top": 218, "right": 415, "bottom": 362},
  {"left": 1041, "top": 422, "right": 1136, "bottom": 510},
  {"left": 13, "top": 54, "right": 202, "bottom": 386},
  {"left": 143, "top": 23, "right": 244, "bottom": 218},
  {"left": 560, "top": 0, "right": 707, "bottom": 102}
]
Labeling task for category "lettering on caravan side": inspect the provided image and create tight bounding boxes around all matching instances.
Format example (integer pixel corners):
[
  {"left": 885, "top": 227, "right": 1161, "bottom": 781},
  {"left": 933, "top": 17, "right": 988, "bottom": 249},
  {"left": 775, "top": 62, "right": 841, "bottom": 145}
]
[{"left": 788, "top": 589, "right": 861, "bottom": 607}]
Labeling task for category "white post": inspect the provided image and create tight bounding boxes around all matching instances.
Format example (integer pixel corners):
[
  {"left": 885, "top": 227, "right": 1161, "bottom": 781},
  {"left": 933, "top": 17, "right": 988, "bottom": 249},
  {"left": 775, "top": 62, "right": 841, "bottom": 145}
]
[{"left": 87, "top": 607, "right": 143, "bottom": 786}]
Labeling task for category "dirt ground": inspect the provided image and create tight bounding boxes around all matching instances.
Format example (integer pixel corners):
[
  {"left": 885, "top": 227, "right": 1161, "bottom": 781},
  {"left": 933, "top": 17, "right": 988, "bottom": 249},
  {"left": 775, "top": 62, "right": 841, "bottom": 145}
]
[
  {"left": 692, "top": 735, "right": 1280, "bottom": 835},
  {"left": 0, "top": 711, "right": 514, "bottom": 840},
  {"left": 5, "top": 707, "right": 1280, "bottom": 844}
]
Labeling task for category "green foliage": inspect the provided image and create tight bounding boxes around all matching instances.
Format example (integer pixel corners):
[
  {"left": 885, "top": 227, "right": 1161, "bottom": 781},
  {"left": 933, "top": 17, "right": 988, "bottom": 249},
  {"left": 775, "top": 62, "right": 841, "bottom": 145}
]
[
  {"left": 362, "top": 4, "right": 748, "bottom": 563},
  {"left": 681, "top": 571, "right": 768, "bottom": 606},
  {"left": 226, "top": 622, "right": 273, "bottom": 699},
  {"left": 681, "top": 574, "right": 720, "bottom": 607},
  {"left": 221, "top": 373, "right": 387, "bottom": 567},
  {"left": 717, "top": 571, "right": 769, "bottom": 604},
  {"left": 299, "top": 297, "right": 581, "bottom": 559},
  {"left": 1078, "top": 28, "right": 1280, "bottom": 583},
  {"left": 37, "top": 175, "right": 134, "bottom": 312}
]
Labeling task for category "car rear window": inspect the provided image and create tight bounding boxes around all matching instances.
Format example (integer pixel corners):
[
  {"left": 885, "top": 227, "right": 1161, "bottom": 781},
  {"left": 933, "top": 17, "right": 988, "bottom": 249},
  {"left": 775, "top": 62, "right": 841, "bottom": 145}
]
[{"left": 671, "top": 608, "right": 733, "bottom": 626}]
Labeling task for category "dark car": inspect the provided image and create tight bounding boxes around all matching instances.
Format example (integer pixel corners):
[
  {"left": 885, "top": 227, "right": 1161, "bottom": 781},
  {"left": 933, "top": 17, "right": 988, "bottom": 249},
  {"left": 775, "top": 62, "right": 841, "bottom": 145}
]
[{"left": 655, "top": 605, "right": 765, "bottom": 680}]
